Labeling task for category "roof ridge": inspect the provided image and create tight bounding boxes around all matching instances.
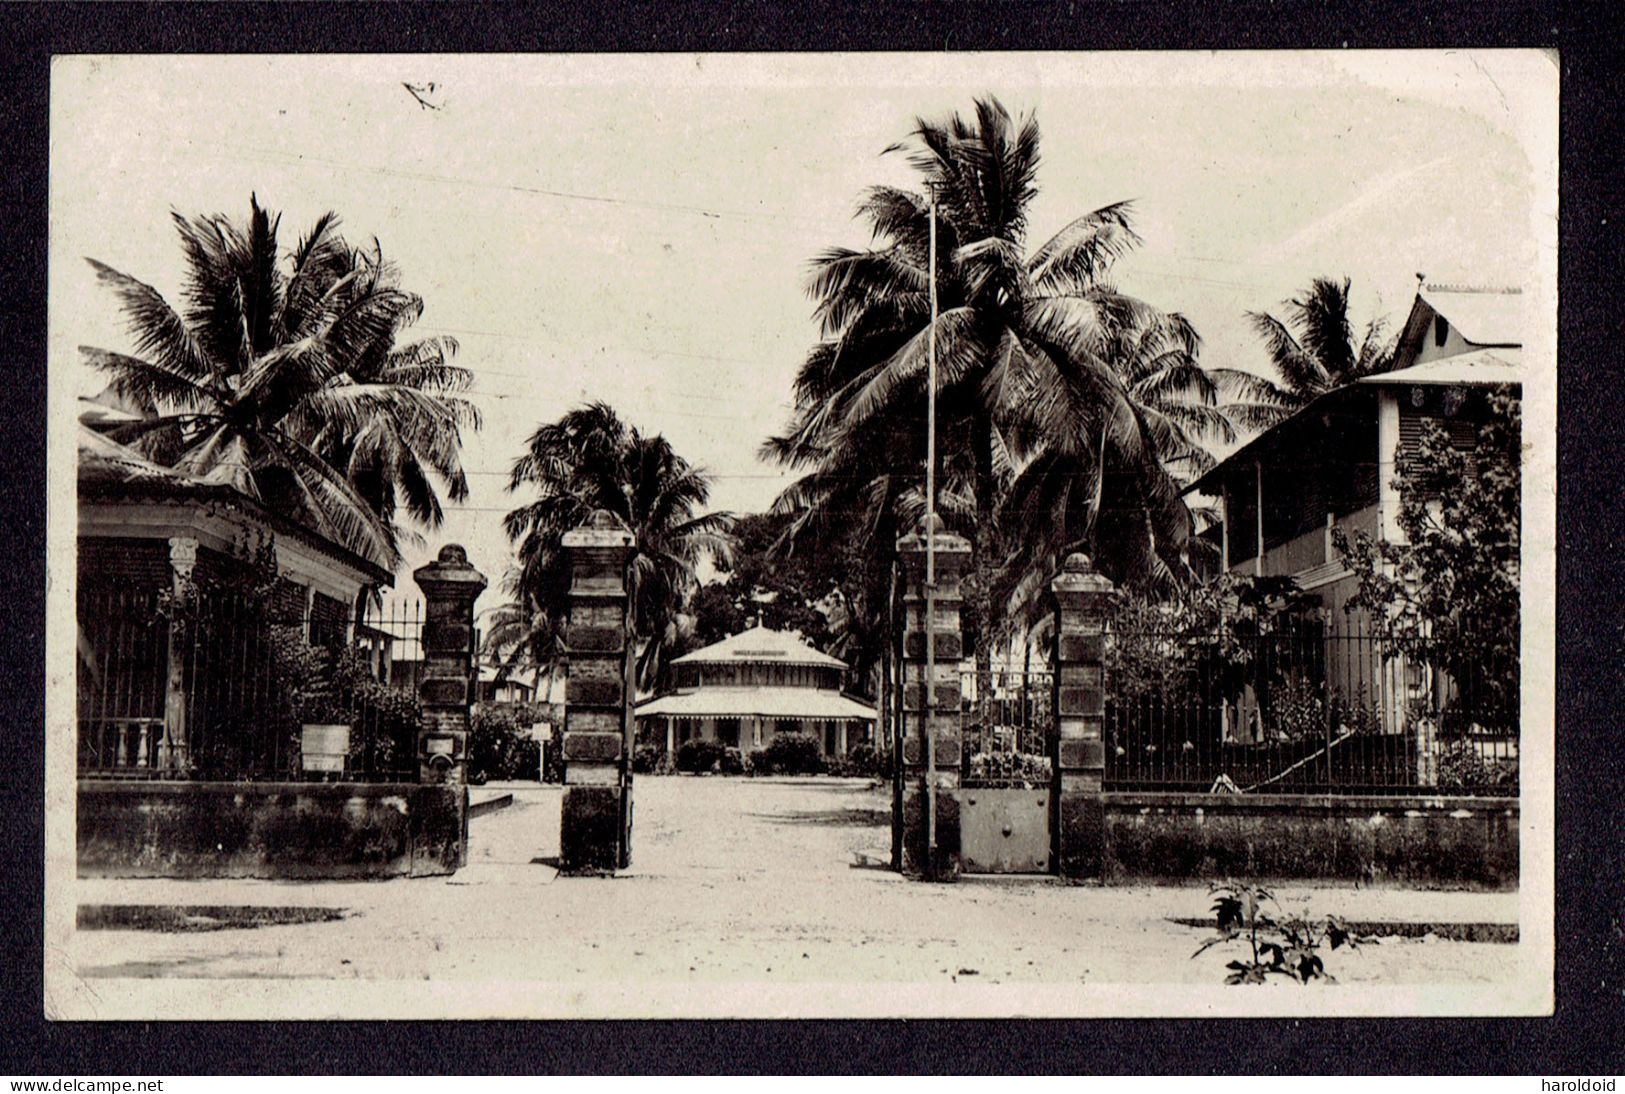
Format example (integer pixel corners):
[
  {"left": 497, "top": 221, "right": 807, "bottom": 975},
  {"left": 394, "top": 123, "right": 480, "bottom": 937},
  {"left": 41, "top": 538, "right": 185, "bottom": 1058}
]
[{"left": 1422, "top": 283, "right": 1521, "bottom": 295}]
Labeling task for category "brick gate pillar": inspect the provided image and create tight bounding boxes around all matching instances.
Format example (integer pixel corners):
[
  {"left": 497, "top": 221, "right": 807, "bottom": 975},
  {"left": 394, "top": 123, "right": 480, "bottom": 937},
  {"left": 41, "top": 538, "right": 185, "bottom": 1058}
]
[
  {"left": 1050, "top": 553, "right": 1116, "bottom": 879},
  {"left": 414, "top": 545, "right": 487, "bottom": 787},
  {"left": 559, "top": 510, "right": 636, "bottom": 873},
  {"left": 896, "top": 514, "right": 972, "bottom": 879}
]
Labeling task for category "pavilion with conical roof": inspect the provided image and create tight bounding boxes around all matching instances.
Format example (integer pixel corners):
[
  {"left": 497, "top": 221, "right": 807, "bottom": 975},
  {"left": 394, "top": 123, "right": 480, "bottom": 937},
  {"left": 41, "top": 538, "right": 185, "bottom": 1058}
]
[{"left": 635, "top": 625, "right": 876, "bottom": 758}]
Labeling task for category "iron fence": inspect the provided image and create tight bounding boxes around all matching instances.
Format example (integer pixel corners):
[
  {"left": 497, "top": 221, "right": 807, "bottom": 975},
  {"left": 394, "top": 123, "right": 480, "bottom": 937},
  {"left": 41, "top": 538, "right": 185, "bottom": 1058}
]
[
  {"left": 960, "top": 667, "right": 1054, "bottom": 787},
  {"left": 1103, "top": 626, "right": 1518, "bottom": 796},
  {"left": 76, "top": 588, "right": 425, "bottom": 782}
]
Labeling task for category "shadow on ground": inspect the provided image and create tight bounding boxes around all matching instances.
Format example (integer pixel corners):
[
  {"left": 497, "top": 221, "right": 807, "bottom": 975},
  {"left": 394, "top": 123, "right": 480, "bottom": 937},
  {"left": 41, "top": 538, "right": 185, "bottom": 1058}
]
[{"left": 744, "top": 807, "right": 891, "bottom": 827}]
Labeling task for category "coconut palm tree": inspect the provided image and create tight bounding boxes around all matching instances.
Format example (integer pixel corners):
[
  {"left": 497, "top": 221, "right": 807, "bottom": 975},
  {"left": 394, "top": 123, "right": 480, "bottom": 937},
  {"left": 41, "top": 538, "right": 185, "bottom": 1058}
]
[
  {"left": 293, "top": 237, "right": 479, "bottom": 540},
  {"left": 766, "top": 97, "right": 1221, "bottom": 667},
  {"left": 503, "top": 402, "right": 734, "bottom": 691},
  {"left": 990, "top": 305, "right": 1246, "bottom": 631},
  {"left": 480, "top": 587, "right": 562, "bottom": 701},
  {"left": 1226, "top": 276, "right": 1397, "bottom": 432},
  {"left": 80, "top": 196, "right": 478, "bottom": 567}
]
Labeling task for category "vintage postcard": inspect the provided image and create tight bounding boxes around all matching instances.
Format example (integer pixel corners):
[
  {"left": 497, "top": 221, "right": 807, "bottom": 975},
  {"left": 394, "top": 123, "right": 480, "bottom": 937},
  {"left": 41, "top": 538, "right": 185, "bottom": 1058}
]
[{"left": 43, "top": 49, "right": 1556, "bottom": 1019}]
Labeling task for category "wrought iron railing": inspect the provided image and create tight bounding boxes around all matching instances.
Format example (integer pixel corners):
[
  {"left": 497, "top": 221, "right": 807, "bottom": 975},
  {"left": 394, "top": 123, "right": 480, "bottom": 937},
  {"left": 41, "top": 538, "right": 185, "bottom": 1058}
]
[
  {"left": 1102, "top": 626, "right": 1518, "bottom": 796},
  {"left": 960, "top": 668, "right": 1054, "bottom": 787},
  {"left": 76, "top": 589, "right": 425, "bottom": 782}
]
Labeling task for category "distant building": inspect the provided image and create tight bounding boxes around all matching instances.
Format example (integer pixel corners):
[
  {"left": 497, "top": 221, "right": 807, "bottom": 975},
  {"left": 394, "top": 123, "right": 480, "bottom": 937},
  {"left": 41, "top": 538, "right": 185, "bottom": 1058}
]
[
  {"left": 635, "top": 625, "right": 876, "bottom": 757},
  {"left": 477, "top": 665, "right": 536, "bottom": 705}
]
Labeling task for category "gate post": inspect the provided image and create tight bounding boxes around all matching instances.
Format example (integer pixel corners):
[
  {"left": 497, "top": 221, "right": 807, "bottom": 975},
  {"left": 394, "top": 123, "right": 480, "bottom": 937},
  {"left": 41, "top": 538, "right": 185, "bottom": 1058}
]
[
  {"left": 414, "top": 544, "right": 487, "bottom": 787},
  {"left": 1050, "top": 553, "right": 1116, "bottom": 880},
  {"left": 895, "top": 514, "right": 972, "bottom": 879},
  {"left": 559, "top": 510, "right": 636, "bottom": 872}
]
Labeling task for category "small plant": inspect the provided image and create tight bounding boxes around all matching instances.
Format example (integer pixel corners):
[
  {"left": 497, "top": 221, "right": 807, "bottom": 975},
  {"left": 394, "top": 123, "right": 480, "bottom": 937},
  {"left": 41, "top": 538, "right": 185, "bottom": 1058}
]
[
  {"left": 1192, "top": 882, "right": 1366, "bottom": 984},
  {"left": 1435, "top": 740, "right": 1517, "bottom": 793},
  {"left": 718, "top": 746, "right": 745, "bottom": 775}
]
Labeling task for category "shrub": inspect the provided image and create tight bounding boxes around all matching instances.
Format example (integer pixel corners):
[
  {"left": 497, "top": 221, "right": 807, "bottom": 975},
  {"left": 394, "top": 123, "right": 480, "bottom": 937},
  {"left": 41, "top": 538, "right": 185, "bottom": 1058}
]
[
  {"left": 676, "top": 736, "right": 725, "bottom": 774},
  {"left": 966, "top": 750, "right": 1051, "bottom": 786},
  {"left": 1435, "top": 740, "right": 1518, "bottom": 793},
  {"left": 719, "top": 746, "right": 745, "bottom": 775},
  {"left": 846, "top": 742, "right": 881, "bottom": 777},
  {"left": 747, "top": 748, "right": 769, "bottom": 774},
  {"left": 631, "top": 744, "right": 666, "bottom": 774},
  {"left": 469, "top": 702, "right": 548, "bottom": 782},
  {"left": 761, "top": 731, "right": 824, "bottom": 775}
]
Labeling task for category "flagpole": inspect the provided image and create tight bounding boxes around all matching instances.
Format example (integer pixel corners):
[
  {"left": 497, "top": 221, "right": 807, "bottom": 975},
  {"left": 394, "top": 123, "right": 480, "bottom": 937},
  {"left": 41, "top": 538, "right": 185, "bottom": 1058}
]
[{"left": 924, "top": 185, "right": 939, "bottom": 877}]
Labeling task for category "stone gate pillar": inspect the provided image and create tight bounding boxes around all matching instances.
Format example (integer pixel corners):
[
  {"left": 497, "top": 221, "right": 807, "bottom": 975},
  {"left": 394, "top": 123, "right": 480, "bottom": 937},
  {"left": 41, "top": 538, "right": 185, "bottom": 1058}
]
[
  {"left": 896, "top": 514, "right": 972, "bottom": 879},
  {"left": 414, "top": 545, "right": 487, "bottom": 786},
  {"left": 559, "top": 510, "right": 636, "bottom": 872},
  {"left": 1050, "top": 553, "right": 1116, "bottom": 879}
]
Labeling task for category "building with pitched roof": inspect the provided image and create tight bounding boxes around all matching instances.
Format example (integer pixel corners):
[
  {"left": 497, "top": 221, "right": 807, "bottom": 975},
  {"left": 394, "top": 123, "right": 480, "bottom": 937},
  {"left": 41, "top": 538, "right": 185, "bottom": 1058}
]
[
  {"left": 76, "top": 403, "right": 395, "bottom": 778},
  {"left": 635, "top": 625, "right": 877, "bottom": 758},
  {"left": 1184, "top": 283, "right": 1523, "bottom": 742}
]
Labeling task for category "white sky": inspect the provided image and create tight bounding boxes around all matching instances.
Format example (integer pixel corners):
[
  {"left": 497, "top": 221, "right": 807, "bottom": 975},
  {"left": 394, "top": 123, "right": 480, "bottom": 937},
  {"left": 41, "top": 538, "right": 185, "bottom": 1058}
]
[{"left": 50, "top": 50, "right": 1556, "bottom": 602}]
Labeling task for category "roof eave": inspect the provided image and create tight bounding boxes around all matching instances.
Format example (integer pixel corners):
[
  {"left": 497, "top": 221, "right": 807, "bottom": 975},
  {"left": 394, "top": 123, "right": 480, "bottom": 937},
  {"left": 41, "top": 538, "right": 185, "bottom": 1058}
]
[{"left": 78, "top": 475, "right": 395, "bottom": 587}]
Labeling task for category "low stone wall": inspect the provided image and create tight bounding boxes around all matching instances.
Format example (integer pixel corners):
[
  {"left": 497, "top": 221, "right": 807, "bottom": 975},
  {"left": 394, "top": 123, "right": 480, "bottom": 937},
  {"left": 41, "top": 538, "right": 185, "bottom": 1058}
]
[
  {"left": 1103, "top": 793, "right": 1518, "bottom": 888},
  {"left": 78, "top": 781, "right": 468, "bottom": 879}
]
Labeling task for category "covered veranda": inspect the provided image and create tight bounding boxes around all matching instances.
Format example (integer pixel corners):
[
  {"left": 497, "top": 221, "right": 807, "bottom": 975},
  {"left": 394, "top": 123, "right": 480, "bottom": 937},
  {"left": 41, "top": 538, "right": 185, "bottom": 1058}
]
[{"left": 635, "top": 687, "right": 877, "bottom": 757}]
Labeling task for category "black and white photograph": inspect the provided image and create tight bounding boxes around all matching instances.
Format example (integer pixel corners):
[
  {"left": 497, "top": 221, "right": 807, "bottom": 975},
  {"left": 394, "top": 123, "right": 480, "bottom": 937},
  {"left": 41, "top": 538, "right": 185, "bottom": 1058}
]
[{"left": 42, "top": 48, "right": 1557, "bottom": 1020}]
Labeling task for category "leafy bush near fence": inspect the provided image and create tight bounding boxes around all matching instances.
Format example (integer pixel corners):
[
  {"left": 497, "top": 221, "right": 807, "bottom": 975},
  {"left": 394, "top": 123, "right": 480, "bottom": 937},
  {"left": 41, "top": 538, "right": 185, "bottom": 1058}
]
[
  {"left": 676, "top": 737, "right": 726, "bottom": 773},
  {"left": 967, "top": 750, "right": 1051, "bottom": 786},
  {"left": 1435, "top": 740, "right": 1518, "bottom": 794},
  {"left": 1263, "top": 679, "right": 1382, "bottom": 742},
  {"left": 468, "top": 701, "right": 552, "bottom": 782},
  {"left": 1108, "top": 573, "right": 1319, "bottom": 706},
  {"left": 215, "top": 629, "right": 421, "bottom": 779}
]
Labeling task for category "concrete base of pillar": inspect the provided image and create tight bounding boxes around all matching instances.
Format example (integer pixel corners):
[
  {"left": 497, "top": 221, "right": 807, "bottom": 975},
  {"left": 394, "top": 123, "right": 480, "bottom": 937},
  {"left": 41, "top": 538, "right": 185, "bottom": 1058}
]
[
  {"left": 899, "top": 772, "right": 961, "bottom": 880},
  {"left": 1054, "top": 787, "right": 1105, "bottom": 880},
  {"left": 560, "top": 785, "right": 629, "bottom": 873}
]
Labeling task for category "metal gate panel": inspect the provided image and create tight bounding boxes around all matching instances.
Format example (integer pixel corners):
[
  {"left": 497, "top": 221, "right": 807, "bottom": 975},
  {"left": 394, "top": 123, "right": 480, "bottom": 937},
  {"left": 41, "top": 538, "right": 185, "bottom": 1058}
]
[{"left": 960, "top": 788, "right": 1051, "bottom": 874}]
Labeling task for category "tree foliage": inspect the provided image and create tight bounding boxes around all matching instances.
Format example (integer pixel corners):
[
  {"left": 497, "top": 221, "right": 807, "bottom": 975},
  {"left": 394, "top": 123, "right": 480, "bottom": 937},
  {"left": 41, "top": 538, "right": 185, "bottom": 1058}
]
[
  {"left": 503, "top": 402, "right": 734, "bottom": 691},
  {"left": 81, "top": 196, "right": 478, "bottom": 567},
  {"left": 766, "top": 97, "right": 1250, "bottom": 672},
  {"left": 1227, "top": 276, "right": 1398, "bottom": 433},
  {"left": 1332, "top": 390, "right": 1521, "bottom": 729}
]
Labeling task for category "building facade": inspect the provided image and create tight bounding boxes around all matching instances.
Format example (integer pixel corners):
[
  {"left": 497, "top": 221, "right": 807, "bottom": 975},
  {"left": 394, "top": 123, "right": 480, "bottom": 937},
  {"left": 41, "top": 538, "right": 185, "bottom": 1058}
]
[
  {"left": 1185, "top": 284, "right": 1522, "bottom": 743},
  {"left": 76, "top": 417, "right": 395, "bottom": 779},
  {"left": 635, "top": 625, "right": 876, "bottom": 757}
]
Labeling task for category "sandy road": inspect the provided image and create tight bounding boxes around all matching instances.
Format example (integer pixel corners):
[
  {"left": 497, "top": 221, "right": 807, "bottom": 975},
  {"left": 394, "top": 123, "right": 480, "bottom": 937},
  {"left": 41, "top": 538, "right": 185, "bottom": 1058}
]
[{"left": 64, "top": 776, "right": 1529, "bottom": 1015}]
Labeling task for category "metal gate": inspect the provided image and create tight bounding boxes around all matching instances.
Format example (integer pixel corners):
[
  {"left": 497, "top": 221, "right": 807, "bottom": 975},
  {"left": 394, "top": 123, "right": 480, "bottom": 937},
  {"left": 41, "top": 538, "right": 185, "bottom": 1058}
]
[{"left": 959, "top": 667, "right": 1053, "bottom": 874}]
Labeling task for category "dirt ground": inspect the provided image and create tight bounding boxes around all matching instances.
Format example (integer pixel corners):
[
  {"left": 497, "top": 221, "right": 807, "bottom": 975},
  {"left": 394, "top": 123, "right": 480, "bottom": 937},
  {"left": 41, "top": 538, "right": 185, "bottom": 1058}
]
[{"left": 60, "top": 776, "right": 1536, "bottom": 1017}]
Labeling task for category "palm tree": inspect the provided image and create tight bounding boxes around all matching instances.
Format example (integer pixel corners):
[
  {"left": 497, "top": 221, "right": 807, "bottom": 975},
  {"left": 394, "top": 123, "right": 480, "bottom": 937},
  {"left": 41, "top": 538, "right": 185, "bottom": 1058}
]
[
  {"left": 1226, "top": 276, "right": 1397, "bottom": 432},
  {"left": 503, "top": 402, "right": 734, "bottom": 691},
  {"left": 80, "top": 196, "right": 478, "bottom": 567},
  {"left": 481, "top": 586, "right": 562, "bottom": 702},
  {"left": 766, "top": 97, "right": 1222, "bottom": 666},
  {"left": 991, "top": 306, "right": 1241, "bottom": 630},
  {"left": 294, "top": 237, "right": 479, "bottom": 541}
]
